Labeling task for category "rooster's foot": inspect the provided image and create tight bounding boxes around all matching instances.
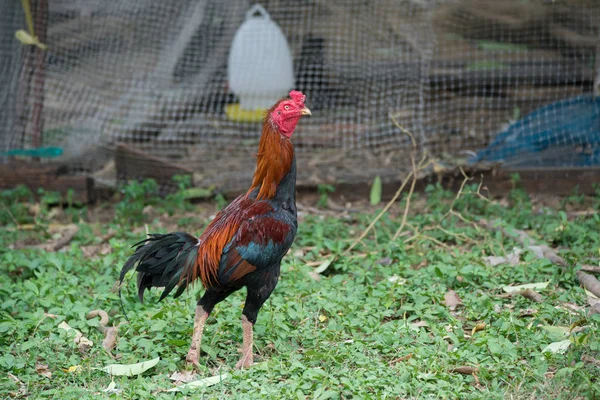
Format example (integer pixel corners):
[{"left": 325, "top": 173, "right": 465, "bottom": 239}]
[
  {"left": 186, "top": 349, "right": 200, "bottom": 367},
  {"left": 235, "top": 353, "right": 254, "bottom": 369}
]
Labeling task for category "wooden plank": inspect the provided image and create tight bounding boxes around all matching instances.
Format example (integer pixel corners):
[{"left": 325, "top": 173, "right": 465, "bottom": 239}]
[
  {"left": 503, "top": 167, "right": 600, "bottom": 196},
  {"left": 304, "top": 167, "right": 600, "bottom": 202},
  {"left": 0, "top": 162, "right": 94, "bottom": 203},
  {"left": 115, "top": 144, "right": 194, "bottom": 186},
  {"left": 338, "top": 60, "right": 595, "bottom": 88},
  {"left": 426, "top": 167, "right": 600, "bottom": 197},
  {"left": 429, "top": 61, "right": 594, "bottom": 89}
]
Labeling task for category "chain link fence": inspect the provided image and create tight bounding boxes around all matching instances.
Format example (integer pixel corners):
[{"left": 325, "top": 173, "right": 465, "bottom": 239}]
[{"left": 1, "top": 0, "right": 598, "bottom": 192}]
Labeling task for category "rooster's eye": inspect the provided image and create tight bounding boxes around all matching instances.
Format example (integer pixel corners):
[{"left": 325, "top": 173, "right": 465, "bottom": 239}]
[{"left": 284, "top": 105, "right": 290, "bottom": 111}]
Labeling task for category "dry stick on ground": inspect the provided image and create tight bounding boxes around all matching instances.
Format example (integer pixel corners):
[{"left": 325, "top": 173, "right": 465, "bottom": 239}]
[
  {"left": 392, "top": 154, "right": 418, "bottom": 241},
  {"left": 51, "top": 226, "right": 79, "bottom": 251},
  {"left": 400, "top": 169, "right": 478, "bottom": 252},
  {"left": 346, "top": 119, "right": 489, "bottom": 254},
  {"left": 343, "top": 154, "right": 431, "bottom": 254},
  {"left": 576, "top": 271, "right": 600, "bottom": 298},
  {"left": 390, "top": 115, "right": 419, "bottom": 242},
  {"left": 478, "top": 219, "right": 567, "bottom": 269},
  {"left": 345, "top": 115, "right": 430, "bottom": 252},
  {"left": 497, "top": 288, "right": 543, "bottom": 303},
  {"left": 86, "top": 309, "right": 122, "bottom": 356},
  {"left": 478, "top": 219, "right": 600, "bottom": 298},
  {"left": 580, "top": 265, "right": 600, "bottom": 274}
]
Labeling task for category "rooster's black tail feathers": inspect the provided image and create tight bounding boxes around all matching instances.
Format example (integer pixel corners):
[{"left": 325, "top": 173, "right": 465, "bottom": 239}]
[{"left": 118, "top": 232, "right": 200, "bottom": 309}]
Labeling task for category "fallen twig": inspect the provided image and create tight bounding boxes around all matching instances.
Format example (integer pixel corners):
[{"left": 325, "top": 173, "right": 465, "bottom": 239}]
[
  {"left": 346, "top": 115, "right": 435, "bottom": 253},
  {"left": 388, "top": 353, "right": 413, "bottom": 365},
  {"left": 392, "top": 150, "right": 418, "bottom": 241},
  {"left": 478, "top": 219, "right": 566, "bottom": 268},
  {"left": 86, "top": 309, "right": 121, "bottom": 355},
  {"left": 497, "top": 288, "right": 543, "bottom": 303},
  {"left": 577, "top": 271, "right": 600, "bottom": 298},
  {"left": 51, "top": 226, "right": 79, "bottom": 251},
  {"left": 344, "top": 161, "right": 429, "bottom": 254},
  {"left": 580, "top": 265, "right": 600, "bottom": 274}
]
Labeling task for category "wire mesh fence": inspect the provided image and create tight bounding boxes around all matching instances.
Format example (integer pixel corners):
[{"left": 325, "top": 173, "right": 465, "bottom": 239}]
[{"left": 1, "top": 0, "right": 599, "bottom": 193}]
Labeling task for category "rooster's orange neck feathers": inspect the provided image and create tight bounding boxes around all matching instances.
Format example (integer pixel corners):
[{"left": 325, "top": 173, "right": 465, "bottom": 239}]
[{"left": 247, "top": 121, "right": 294, "bottom": 200}]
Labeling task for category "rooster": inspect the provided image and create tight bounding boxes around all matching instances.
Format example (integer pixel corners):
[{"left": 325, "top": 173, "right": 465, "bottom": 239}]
[{"left": 118, "top": 91, "right": 310, "bottom": 369}]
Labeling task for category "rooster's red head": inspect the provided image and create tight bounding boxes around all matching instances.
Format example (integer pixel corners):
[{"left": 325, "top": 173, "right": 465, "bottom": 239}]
[{"left": 269, "top": 90, "right": 311, "bottom": 137}]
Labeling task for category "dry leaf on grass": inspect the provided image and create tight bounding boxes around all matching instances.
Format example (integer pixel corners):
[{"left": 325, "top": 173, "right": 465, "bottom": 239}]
[
  {"left": 81, "top": 244, "right": 113, "bottom": 258},
  {"left": 36, "top": 225, "right": 78, "bottom": 252},
  {"left": 388, "top": 353, "right": 413, "bottom": 365},
  {"left": 8, "top": 372, "right": 27, "bottom": 397},
  {"left": 518, "top": 288, "right": 543, "bottom": 303},
  {"left": 62, "top": 365, "right": 82, "bottom": 373},
  {"left": 58, "top": 321, "right": 93, "bottom": 352},
  {"left": 102, "top": 380, "right": 122, "bottom": 394},
  {"left": 498, "top": 290, "right": 543, "bottom": 302},
  {"left": 406, "top": 320, "right": 428, "bottom": 332},
  {"left": 519, "top": 308, "right": 538, "bottom": 317},
  {"left": 35, "top": 363, "right": 52, "bottom": 379},
  {"left": 588, "top": 297, "right": 600, "bottom": 307},
  {"left": 581, "top": 354, "right": 600, "bottom": 366},
  {"left": 444, "top": 290, "right": 462, "bottom": 310},
  {"left": 452, "top": 366, "right": 479, "bottom": 375},
  {"left": 377, "top": 257, "right": 393, "bottom": 266},
  {"left": 169, "top": 370, "right": 199, "bottom": 383},
  {"left": 471, "top": 323, "right": 486, "bottom": 336},
  {"left": 86, "top": 309, "right": 120, "bottom": 353},
  {"left": 484, "top": 248, "right": 521, "bottom": 266},
  {"left": 589, "top": 303, "right": 600, "bottom": 316},
  {"left": 557, "top": 302, "right": 584, "bottom": 314}
]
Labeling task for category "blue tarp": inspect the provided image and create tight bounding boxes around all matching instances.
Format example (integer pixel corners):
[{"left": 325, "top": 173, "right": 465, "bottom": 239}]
[{"left": 471, "top": 95, "right": 600, "bottom": 167}]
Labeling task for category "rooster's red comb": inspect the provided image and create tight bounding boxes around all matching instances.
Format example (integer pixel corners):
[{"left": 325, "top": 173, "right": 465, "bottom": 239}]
[{"left": 289, "top": 90, "right": 306, "bottom": 107}]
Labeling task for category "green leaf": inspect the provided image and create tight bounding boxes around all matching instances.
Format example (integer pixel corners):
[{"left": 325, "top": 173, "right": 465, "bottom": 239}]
[
  {"left": 542, "top": 340, "right": 571, "bottom": 354},
  {"left": 98, "top": 357, "right": 160, "bottom": 376},
  {"left": 181, "top": 186, "right": 215, "bottom": 200},
  {"left": 502, "top": 282, "right": 550, "bottom": 293},
  {"left": 477, "top": 40, "right": 529, "bottom": 52},
  {"left": 166, "top": 373, "right": 230, "bottom": 392},
  {"left": 370, "top": 176, "right": 382, "bottom": 206}
]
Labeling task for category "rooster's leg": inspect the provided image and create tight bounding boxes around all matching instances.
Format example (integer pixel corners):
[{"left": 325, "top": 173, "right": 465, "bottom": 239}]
[
  {"left": 186, "top": 288, "right": 236, "bottom": 366},
  {"left": 236, "top": 314, "right": 254, "bottom": 369},
  {"left": 237, "top": 268, "right": 280, "bottom": 369},
  {"left": 186, "top": 305, "right": 209, "bottom": 366}
]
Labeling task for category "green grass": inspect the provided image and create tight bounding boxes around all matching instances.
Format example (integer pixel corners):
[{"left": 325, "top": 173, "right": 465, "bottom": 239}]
[{"left": 1, "top": 182, "right": 600, "bottom": 399}]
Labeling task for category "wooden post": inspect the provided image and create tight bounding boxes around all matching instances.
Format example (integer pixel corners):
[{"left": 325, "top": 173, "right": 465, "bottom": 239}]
[
  {"left": 595, "top": 33, "right": 600, "bottom": 97},
  {"left": 30, "top": 0, "right": 48, "bottom": 151},
  {"left": 0, "top": 0, "right": 24, "bottom": 161}
]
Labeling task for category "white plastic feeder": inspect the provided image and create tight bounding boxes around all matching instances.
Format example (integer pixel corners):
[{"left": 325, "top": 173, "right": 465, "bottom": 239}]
[{"left": 228, "top": 4, "right": 295, "bottom": 111}]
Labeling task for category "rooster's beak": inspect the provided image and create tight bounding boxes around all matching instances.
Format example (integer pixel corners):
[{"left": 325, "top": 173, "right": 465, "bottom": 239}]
[{"left": 300, "top": 107, "right": 312, "bottom": 116}]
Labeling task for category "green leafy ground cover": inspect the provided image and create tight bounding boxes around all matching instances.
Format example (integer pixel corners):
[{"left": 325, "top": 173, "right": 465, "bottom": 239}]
[{"left": 1, "top": 181, "right": 599, "bottom": 399}]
